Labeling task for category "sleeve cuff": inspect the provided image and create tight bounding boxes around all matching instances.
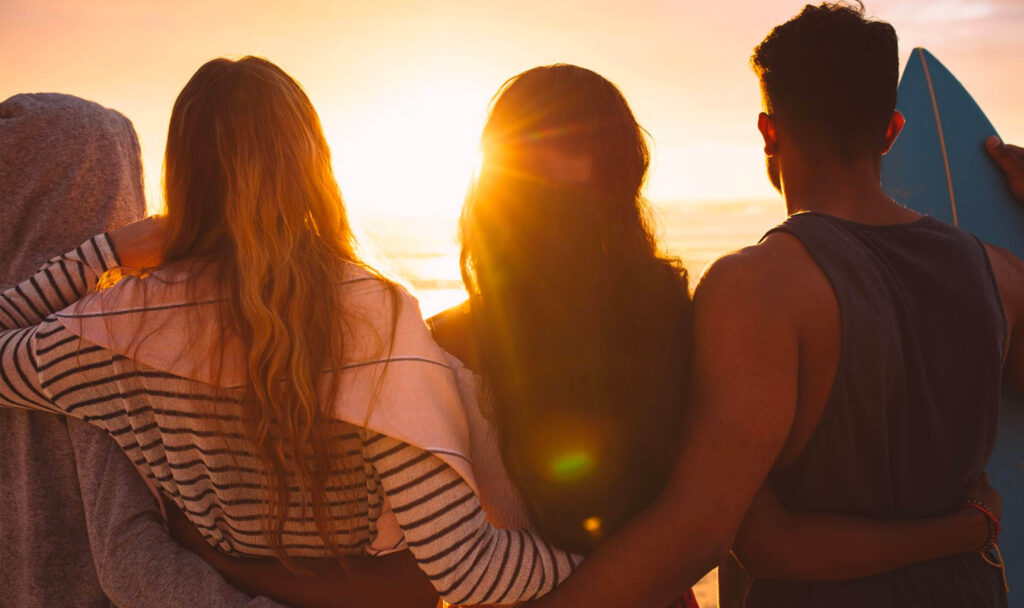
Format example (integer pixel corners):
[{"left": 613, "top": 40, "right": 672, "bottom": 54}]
[{"left": 97, "top": 232, "right": 123, "bottom": 270}]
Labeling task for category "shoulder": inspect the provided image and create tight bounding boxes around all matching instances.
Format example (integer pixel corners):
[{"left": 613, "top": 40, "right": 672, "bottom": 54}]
[
  {"left": 693, "top": 231, "right": 834, "bottom": 350},
  {"left": 427, "top": 301, "right": 477, "bottom": 370},
  {"left": 340, "top": 264, "right": 420, "bottom": 314},
  {"left": 696, "top": 232, "right": 820, "bottom": 310},
  {"left": 982, "top": 243, "right": 1024, "bottom": 284},
  {"left": 982, "top": 243, "right": 1024, "bottom": 318}
]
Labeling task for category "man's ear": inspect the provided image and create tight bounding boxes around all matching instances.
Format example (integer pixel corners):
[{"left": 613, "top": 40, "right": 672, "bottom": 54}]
[
  {"left": 881, "top": 110, "right": 905, "bottom": 154},
  {"left": 758, "top": 112, "right": 778, "bottom": 155}
]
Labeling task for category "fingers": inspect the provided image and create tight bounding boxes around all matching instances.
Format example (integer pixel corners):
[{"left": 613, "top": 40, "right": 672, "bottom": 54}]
[
  {"left": 987, "top": 136, "right": 1024, "bottom": 202},
  {"left": 1001, "top": 142, "right": 1024, "bottom": 159},
  {"left": 108, "top": 214, "right": 167, "bottom": 269},
  {"left": 987, "top": 136, "right": 1024, "bottom": 170}
]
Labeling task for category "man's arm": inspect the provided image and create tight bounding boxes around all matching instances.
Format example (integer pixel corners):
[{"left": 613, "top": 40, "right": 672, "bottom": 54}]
[
  {"left": 1004, "top": 263, "right": 1024, "bottom": 395},
  {"left": 67, "top": 419, "right": 283, "bottom": 608},
  {"left": 733, "top": 480, "right": 995, "bottom": 581},
  {"left": 984, "top": 137, "right": 1024, "bottom": 389},
  {"left": 983, "top": 242, "right": 1024, "bottom": 393},
  {"left": 530, "top": 250, "right": 800, "bottom": 607},
  {"left": 165, "top": 503, "right": 439, "bottom": 608}
]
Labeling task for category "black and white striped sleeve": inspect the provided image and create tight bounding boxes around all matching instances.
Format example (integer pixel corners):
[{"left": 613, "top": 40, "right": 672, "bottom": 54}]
[
  {"left": 364, "top": 432, "right": 582, "bottom": 605},
  {"left": 0, "top": 235, "right": 119, "bottom": 412},
  {"left": 0, "top": 234, "right": 119, "bottom": 329}
]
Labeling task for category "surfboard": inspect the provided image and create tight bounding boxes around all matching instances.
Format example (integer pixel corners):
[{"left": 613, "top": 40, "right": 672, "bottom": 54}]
[{"left": 881, "top": 47, "right": 1024, "bottom": 593}]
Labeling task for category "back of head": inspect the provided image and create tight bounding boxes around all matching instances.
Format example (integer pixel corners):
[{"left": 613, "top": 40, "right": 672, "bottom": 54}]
[
  {"left": 0, "top": 93, "right": 145, "bottom": 286},
  {"left": 752, "top": 1, "right": 899, "bottom": 161},
  {"left": 161, "top": 56, "right": 373, "bottom": 563},
  {"left": 163, "top": 56, "right": 353, "bottom": 267},
  {"left": 461, "top": 64, "right": 692, "bottom": 553}
]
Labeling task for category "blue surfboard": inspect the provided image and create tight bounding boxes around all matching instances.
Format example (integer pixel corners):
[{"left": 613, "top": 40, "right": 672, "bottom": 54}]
[{"left": 882, "top": 47, "right": 1024, "bottom": 594}]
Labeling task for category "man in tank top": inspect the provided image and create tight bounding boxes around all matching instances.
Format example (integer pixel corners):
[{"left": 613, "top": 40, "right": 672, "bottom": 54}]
[{"left": 530, "top": 4, "right": 1024, "bottom": 608}]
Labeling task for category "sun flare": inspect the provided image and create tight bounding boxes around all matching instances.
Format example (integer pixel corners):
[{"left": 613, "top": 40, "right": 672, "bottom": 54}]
[{"left": 328, "top": 77, "right": 488, "bottom": 221}]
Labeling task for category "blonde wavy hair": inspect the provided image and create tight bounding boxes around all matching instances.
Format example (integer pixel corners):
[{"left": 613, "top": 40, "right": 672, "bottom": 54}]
[{"left": 161, "top": 56, "right": 386, "bottom": 564}]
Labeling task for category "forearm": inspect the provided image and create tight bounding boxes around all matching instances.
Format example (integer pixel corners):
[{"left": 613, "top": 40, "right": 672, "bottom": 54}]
[
  {"left": 96, "top": 513, "right": 280, "bottom": 608},
  {"left": 366, "top": 433, "right": 581, "bottom": 605},
  {"left": 529, "top": 258, "right": 802, "bottom": 608},
  {"left": 528, "top": 490, "right": 728, "bottom": 608},
  {"left": 198, "top": 550, "right": 438, "bottom": 608},
  {"left": 68, "top": 420, "right": 281, "bottom": 608},
  {"left": 735, "top": 506, "right": 986, "bottom": 581},
  {"left": 0, "top": 235, "right": 119, "bottom": 412},
  {"left": 0, "top": 234, "right": 117, "bottom": 329}
]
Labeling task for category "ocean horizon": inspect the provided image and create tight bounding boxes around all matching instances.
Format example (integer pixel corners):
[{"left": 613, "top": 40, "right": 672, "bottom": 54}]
[{"left": 355, "top": 197, "right": 787, "bottom": 318}]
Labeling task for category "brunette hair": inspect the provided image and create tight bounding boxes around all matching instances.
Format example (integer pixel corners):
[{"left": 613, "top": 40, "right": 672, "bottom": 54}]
[{"left": 460, "top": 64, "right": 692, "bottom": 553}]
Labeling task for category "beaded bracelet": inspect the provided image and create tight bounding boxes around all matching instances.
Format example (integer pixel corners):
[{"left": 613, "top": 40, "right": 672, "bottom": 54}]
[
  {"left": 962, "top": 499, "right": 1000, "bottom": 551},
  {"left": 961, "top": 500, "right": 1009, "bottom": 592}
]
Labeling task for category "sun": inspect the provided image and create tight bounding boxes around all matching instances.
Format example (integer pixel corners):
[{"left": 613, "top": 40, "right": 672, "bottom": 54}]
[{"left": 326, "top": 77, "right": 489, "bottom": 222}]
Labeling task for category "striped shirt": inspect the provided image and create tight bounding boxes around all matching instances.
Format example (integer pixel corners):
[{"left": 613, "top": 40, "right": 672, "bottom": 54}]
[{"left": 0, "top": 235, "right": 580, "bottom": 605}]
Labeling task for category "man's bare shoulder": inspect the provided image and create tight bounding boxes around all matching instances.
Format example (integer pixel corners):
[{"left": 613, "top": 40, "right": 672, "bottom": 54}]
[
  {"left": 983, "top": 243, "right": 1024, "bottom": 318},
  {"left": 696, "top": 231, "right": 823, "bottom": 308},
  {"left": 983, "top": 243, "right": 1024, "bottom": 288}
]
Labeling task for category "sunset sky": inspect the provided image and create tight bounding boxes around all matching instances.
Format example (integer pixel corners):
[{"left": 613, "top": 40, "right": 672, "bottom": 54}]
[{"left": 3, "top": 0, "right": 1023, "bottom": 220}]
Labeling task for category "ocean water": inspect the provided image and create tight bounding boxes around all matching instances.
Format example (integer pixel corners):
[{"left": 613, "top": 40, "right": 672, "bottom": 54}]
[{"left": 355, "top": 198, "right": 786, "bottom": 318}]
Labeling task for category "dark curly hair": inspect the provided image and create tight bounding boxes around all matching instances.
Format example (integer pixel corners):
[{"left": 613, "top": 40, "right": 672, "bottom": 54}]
[{"left": 752, "top": 2, "right": 899, "bottom": 161}]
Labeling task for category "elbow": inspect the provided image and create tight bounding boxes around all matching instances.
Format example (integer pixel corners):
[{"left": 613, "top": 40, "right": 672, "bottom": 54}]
[
  {"left": 673, "top": 536, "right": 732, "bottom": 587},
  {"left": 93, "top": 540, "right": 149, "bottom": 607},
  {"left": 730, "top": 544, "right": 772, "bottom": 579},
  {"left": 731, "top": 527, "right": 792, "bottom": 580},
  {"left": 703, "top": 540, "right": 734, "bottom": 574},
  {"left": 733, "top": 538, "right": 815, "bottom": 581}
]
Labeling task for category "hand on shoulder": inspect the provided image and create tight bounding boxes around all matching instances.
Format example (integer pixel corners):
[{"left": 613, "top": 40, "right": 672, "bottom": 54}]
[{"left": 107, "top": 215, "right": 166, "bottom": 270}]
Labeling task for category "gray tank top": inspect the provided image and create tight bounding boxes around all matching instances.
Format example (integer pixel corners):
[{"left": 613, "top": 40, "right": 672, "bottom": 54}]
[{"left": 746, "top": 211, "right": 1007, "bottom": 607}]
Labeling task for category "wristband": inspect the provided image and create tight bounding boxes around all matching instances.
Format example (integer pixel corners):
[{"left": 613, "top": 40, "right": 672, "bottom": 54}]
[{"left": 962, "top": 500, "right": 1000, "bottom": 551}]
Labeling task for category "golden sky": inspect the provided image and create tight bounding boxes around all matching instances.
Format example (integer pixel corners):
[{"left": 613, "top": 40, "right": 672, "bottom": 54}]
[{"left": 3, "top": 0, "right": 1023, "bottom": 218}]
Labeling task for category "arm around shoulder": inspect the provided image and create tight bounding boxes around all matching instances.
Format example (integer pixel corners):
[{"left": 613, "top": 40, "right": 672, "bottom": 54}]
[
  {"left": 67, "top": 420, "right": 283, "bottom": 608},
  {"left": 733, "top": 482, "right": 992, "bottom": 581},
  {"left": 528, "top": 249, "right": 801, "bottom": 608}
]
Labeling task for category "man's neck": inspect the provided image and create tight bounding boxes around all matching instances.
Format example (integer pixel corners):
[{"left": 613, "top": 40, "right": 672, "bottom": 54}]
[{"left": 779, "top": 155, "right": 919, "bottom": 225}]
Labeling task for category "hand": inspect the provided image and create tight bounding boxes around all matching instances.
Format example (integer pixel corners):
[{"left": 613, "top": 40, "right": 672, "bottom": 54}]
[
  {"left": 986, "top": 136, "right": 1024, "bottom": 203},
  {"left": 108, "top": 215, "right": 166, "bottom": 269}
]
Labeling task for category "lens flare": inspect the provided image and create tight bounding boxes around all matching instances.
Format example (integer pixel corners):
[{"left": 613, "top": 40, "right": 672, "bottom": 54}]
[
  {"left": 550, "top": 451, "right": 594, "bottom": 481},
  {"left": 582, "top": 516, "right": 603, "bottom": 536}
]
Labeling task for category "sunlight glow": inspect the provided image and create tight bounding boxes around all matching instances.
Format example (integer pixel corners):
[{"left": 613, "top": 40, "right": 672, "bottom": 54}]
[{"left": 329, "top": 77, "right": 488, "bottom": 219}]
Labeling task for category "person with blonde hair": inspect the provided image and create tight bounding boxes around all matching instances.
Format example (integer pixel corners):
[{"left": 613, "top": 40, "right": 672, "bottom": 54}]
[{"left": 0, "top": 57, "right": 577, "bottom": 606}]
